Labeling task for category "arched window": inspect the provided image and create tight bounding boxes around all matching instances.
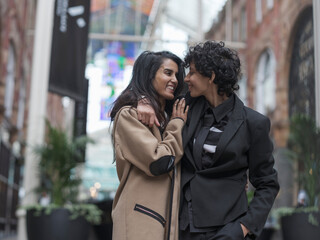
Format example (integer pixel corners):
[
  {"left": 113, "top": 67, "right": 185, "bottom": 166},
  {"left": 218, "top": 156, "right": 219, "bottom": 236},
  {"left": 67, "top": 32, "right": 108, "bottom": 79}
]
[
  {"left": 4, "top": 44, "right": 16, "bottom": 118},
  {"left": 255, "top": 0, "right": 262, "bottom": 23},
  {"left": 17, "top": 76, "right": 26, "bottom": 130},
  {"left": 237, "top": 75, "right": 247, "bottom": 105},
  {"left": 267, "top": 0, "right": 274, "bottom": 10},
  {"left": 289, "top": 7, "right": 315, "bottom": 118},
  {"left": 255, "top": 49, "right": 276, "bottom": 115}
]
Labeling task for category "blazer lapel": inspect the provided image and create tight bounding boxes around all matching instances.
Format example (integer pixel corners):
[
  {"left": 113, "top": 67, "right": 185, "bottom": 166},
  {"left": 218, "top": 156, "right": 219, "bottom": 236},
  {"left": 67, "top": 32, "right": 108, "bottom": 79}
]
[
  {"left": 213, "top": 95, "right": 244, "bottom": 163},
  {"left": 182, "top": 96, "right": 207, "bottom": 169},
  {"left": 183, "top": 96, "right": 206, "bottom": 148}
]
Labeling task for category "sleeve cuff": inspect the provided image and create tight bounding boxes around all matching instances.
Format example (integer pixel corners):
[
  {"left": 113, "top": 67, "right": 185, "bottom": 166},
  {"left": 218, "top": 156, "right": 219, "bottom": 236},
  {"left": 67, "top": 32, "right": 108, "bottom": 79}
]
[{"left": 171, "top": 117, "right": 184, "bottom": 123}]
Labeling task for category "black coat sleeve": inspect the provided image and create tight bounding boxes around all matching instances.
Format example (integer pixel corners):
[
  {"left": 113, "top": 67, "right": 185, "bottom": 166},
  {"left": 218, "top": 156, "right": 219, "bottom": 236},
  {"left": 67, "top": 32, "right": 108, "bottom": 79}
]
[{"left": 239, "top": 116, "right": 280, "bottom": 237}]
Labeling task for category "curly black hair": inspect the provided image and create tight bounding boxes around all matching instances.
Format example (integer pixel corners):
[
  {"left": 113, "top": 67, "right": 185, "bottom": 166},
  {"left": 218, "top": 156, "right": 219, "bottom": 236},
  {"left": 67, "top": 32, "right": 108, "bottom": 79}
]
[{"left": 184, "top": 41, "right": 241, "bottom": 96}]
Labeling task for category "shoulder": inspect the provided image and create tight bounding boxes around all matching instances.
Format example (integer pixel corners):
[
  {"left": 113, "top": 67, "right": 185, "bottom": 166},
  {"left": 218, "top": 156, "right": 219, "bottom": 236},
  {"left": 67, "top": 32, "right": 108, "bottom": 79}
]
[
  {"left": 243, "top": 106, "right": 268, "bottom": 121},
  {"left": 114, "top": 106, "right": 139, "bottom": 124},
  {"left": 243, "top": 106, "right": 271, "bottom": 129},
  {"left": 113, "top": 106, "right": 152, "bottom": 138},
  {"left": 117, "top": 106, "right": 137, "bottom": 117}
]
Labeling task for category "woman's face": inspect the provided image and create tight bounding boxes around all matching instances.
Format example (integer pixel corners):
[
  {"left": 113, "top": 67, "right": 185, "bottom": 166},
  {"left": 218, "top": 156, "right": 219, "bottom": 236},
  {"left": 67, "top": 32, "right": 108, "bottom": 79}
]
[
  {"left": 184, "top": 62, "right": 211, "bottom": 98},
  {"left": 153, "top": 58, "right": 179, "bottom": 105}
]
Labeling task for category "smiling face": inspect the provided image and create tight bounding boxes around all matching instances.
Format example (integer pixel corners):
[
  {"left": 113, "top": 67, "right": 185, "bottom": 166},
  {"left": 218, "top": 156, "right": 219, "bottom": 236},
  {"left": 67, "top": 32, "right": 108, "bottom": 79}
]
[
  {"left": 153, "top": 58, "right": 179, "bottom": 107},
  {"left": 184, "top": 62, "right": 212, "bottom": 98}
]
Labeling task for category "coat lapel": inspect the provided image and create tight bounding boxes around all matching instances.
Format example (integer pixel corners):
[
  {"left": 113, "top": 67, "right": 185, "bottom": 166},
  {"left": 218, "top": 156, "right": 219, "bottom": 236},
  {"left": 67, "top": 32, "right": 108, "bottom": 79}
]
[
  {"left": 182, "top": 96, "right": 207, "bottom": 169},
  {"left": 182, "top": 94, "right": 245, "bottom": 168},
  {"left": 213, "top": 95, "right": 244, "bottom": 163},
  {"left": 183, "top": 96, "right": 206, "bottom": 148}
]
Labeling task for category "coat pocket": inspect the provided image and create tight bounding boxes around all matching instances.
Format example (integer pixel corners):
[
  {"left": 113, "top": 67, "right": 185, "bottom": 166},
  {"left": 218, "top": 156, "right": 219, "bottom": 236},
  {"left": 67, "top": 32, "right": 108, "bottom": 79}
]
[{"left": 134, "top": 204, "right": 166, "bottom": 227}]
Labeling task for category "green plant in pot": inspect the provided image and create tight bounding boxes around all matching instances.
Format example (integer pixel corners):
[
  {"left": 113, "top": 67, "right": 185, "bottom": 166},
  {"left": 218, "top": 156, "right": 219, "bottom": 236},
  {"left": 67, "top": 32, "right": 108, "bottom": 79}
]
[
  {"left": 23, "top": 120, "right": 102, "bottom": 240},
  {"left": 275, "top": 114, "right": 320, "bottom": 240}
]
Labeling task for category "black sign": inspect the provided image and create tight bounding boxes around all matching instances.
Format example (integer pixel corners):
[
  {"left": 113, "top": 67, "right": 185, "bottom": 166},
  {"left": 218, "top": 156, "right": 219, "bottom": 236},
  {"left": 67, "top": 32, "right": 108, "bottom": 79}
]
[
  {"left": 74, "top": 79, "right": 88, "bottom": 138},
  {"left": 289, "top": 7, "right": 315, "bottom": 118},
  {"left": 73, "top": 79, "right": 88, "bottom": 163},
  {"left": 49, "top": 0, "right": 91, "bottom": 101}
]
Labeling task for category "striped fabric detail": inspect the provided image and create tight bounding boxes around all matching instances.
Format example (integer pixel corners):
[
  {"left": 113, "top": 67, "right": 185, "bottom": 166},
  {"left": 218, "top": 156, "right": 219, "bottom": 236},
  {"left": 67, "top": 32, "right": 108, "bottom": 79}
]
[
  {"left": 203, "top": 144, "right": 217, "bottom": 153},
  {"left": 209, "top": 126, "right": 223, "bottom": 132},
  {"left": 134, "top": 204, "right": 166, "bottom": 227}
]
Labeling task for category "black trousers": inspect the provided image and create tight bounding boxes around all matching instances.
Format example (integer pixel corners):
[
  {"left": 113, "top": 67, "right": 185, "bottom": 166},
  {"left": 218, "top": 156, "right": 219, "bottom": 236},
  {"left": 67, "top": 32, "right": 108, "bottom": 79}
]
[{"left": 179, "top": 220, "right": 251, "bottom": 240}]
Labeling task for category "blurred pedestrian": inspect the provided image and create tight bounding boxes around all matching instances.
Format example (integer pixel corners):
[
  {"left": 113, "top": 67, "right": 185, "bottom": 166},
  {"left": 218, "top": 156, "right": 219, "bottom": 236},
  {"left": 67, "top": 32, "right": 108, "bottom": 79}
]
[
  {"left": 137, "top": 41, "right": 279, "bottom": 239},
  {"left": 39, "top": 191, "right": 50, "bottom": 206},
  {"left": 110, "top": 50, "right": 189, "bottom": 240},
  {"left": 296, "top": 189, "right": 308, "bottom": 208}
]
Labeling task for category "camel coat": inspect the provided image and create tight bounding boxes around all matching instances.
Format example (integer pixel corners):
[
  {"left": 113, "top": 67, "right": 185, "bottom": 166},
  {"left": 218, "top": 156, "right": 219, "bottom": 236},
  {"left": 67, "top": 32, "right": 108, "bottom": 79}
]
[{"left": 112, "top": 106, "right": 184, "bottom": 240}]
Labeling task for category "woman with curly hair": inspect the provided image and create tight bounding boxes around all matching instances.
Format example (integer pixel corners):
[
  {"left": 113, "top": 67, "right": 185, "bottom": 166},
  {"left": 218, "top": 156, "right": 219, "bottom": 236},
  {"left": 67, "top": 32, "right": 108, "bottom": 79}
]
[{"left": 137, "top": 41, "right": 279, "bottom": 240}]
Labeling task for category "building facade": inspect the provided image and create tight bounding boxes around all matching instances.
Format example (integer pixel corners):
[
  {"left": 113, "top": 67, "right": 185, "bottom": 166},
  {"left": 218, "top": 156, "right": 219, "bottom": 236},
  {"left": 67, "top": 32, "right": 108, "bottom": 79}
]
[
  {"left": 206, "top": 0, "right": 314, "bottom": 211},
  {"left": 246, "top": 0, "right": 314, "bottom": 210},
  {"left": 0, "top": 0, "right": 36, "bottom": 237},
  {"left": 0, "top": 1, "right": 76, "bottom": 238}
]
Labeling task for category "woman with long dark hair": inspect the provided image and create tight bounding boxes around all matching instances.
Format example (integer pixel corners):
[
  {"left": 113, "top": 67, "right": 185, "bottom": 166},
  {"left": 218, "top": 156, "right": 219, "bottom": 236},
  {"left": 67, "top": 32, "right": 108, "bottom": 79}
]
[{"left": 110, "top": 51, "right": 188, "bottom": 240}]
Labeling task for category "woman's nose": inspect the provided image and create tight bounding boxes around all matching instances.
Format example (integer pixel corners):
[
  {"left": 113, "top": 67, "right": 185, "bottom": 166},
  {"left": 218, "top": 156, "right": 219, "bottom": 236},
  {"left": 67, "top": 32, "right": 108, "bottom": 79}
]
[{"left": 171, "top": 75, "right": 178, "bottom": 83}]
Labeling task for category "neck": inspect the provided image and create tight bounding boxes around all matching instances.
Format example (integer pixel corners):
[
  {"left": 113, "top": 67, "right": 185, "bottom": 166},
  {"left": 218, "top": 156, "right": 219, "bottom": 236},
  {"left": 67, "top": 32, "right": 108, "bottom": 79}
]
[
  {"left": 205, "top": 86, "right": 229, "bottom": 107},
  {"left": 160, "top": 99, "right": 166, "bottom": 112}
]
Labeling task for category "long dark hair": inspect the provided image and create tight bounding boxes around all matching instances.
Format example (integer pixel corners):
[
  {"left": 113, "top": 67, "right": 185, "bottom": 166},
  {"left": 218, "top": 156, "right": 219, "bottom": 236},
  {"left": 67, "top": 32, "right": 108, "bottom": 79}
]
[{"left": 110, "top": 51, "right": 185, "bottom": 124}]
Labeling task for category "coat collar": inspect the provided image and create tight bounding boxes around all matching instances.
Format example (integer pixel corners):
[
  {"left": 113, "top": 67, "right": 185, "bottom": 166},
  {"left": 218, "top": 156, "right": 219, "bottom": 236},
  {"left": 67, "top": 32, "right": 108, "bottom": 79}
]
[
  {"left": 212, "top": 95, "right": 244, "bottom": 163},
  {"left": 182, "top": 94, "right": 245, "bottom": 168},
  {"left": 183, "top": 96, "right": 207, "bottom": 148}
]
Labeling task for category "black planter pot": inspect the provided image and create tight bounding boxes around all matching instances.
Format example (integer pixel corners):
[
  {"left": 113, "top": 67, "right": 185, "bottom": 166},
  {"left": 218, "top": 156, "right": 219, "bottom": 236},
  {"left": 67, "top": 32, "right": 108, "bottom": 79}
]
[
  {"left": 281, "top": 211, "right": 320, "bottom": 240},
  {"left": 26, "top": 208, "right": 90, "bottom": 240},
  {"left": 91, "top": 199, "right": 113, "bottom": 240},
  {"left": 256, "top": 228, "right": 275, "bottom": 240}
]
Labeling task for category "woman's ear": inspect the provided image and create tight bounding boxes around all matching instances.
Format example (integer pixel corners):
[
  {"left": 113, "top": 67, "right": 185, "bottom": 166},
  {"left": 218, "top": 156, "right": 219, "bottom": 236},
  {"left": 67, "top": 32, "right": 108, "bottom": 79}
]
[{"left": 210, "top": 72, "right": 216, "bottom": 83}]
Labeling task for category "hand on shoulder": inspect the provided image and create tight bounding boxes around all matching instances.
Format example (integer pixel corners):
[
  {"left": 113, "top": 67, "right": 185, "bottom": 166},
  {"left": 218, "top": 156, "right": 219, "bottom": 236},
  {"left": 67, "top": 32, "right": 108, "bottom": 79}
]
[{"left": 171, "top": 98, "right": 189, "bottom": 122}]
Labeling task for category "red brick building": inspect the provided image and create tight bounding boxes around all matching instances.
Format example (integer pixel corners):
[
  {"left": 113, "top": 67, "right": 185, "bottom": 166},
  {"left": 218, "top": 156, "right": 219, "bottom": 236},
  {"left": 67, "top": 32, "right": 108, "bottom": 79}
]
[
  {"left": 0, "top": 1, "right": 74, "bottom": 237},
  {"left": 0, "top": 0, "right": 36, "bottom": 237}
]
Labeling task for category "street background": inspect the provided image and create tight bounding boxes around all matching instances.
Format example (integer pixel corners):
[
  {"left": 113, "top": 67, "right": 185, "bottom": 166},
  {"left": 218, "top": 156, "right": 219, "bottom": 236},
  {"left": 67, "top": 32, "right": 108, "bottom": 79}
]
[{"left": 0, "top": 0, "right": 319, "bottom": 239}]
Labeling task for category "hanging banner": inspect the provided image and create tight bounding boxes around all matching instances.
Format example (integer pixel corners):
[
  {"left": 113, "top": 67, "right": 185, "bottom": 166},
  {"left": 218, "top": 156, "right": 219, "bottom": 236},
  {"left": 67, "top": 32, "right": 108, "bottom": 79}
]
[
  {"left": 49, "top": 0, "right": 91, "bottom": 101},
  {"left": 73, "top": 79, "right": 89, "bottom": 162},
  {"left": 74, "top": 78, "right": 89, "bottom": 138}
]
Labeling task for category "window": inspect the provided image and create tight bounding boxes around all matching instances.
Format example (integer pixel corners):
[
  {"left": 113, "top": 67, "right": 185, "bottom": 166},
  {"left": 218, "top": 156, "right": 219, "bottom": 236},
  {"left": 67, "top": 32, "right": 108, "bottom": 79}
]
[
  {"left": 237, "top": 75, "right": 247, "bottom": 105},
  {"left": 255, "top": 49, "right": 276, "bottom": 115},
  {"left": 17, "top": 77, "right": 26, "bottom": 130},
  {"left": 240, "top": 7, "right": 246, "bottom": 41},
  {"left": 255, "top": 0, "right": 262, "bottom": 23},
  {"left": 4, "top": 44, "right": 16, "bottom": 118},
  {"left": 232, "top": 19, "right": 239, "bottom": 41},
  {"left": 267, "top": 0, "right": 274, "bottom": 10}
]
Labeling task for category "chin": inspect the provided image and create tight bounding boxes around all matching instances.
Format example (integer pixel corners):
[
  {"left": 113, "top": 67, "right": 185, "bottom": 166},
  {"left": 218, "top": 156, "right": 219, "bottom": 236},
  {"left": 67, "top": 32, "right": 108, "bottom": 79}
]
[
  {"left": 165, "top": 93, "right": 175, "bottom": 100},
  {"left": 167, "top": 96, "right": 175, "bottom": 100},
  {"left": 190, "top": 92, "right": 198, "bottom": 97}
]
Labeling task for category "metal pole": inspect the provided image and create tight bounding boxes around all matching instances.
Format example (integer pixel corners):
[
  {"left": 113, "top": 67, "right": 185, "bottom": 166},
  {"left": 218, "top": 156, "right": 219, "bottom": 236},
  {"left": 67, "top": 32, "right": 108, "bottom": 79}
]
[
  {"left": 313, "top": 0, "right": 320, "bottom": 126},
  {"left": 198, "top": 0, "right": 204, "bottom": 41},
  {"left": 17, "top": 0, "right": 55, "bottom": 239},
  {"left": 226, "top": 0, "right": 232, "bottom": 41},
  {"left": 89, "top": 32, "right": 187, "bottom": 43},
  {"left": 135, "top": 0, "right": 142, "bottom": 36}
]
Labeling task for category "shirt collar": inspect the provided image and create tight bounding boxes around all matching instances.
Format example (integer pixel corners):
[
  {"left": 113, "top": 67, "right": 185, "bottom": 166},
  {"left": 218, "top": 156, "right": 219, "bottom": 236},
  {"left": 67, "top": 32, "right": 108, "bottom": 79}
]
[{"left": 204, "top": 94, "right": 235, "bottom": 123}]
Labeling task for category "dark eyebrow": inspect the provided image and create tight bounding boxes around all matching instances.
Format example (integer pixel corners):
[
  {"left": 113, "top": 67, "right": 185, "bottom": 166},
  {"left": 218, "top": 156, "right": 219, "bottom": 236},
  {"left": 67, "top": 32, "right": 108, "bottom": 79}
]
[{"left": 164, "top": 68, "right": 176, "bottom": 75}]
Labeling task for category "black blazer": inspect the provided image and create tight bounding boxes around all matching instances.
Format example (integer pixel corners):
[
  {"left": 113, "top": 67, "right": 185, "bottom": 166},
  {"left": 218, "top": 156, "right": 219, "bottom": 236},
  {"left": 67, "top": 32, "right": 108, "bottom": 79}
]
[{"left": 180, "top": 93, "right": 279, "bottom": 237}]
